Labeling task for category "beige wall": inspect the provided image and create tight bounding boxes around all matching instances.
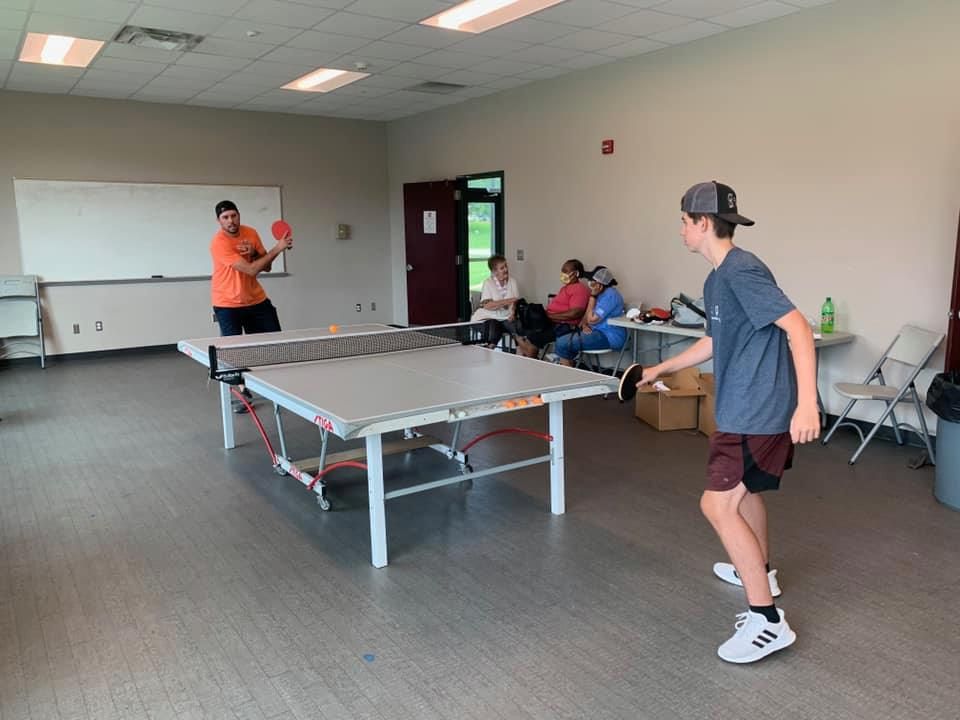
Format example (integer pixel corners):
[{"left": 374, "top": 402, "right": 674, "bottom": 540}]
[
  {"left": 387, "top": 0, "right": 960, "bottom": 422},
  {"left": 0, "top": 91, "right": 391, "bottom": 354}
]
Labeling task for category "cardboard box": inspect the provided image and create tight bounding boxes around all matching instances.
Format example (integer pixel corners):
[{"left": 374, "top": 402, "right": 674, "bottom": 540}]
[
  {"left": 635, "top": 367, "right": 704, "bottom": 431},
  {"left": 698, "top": 373, "right": 717, "bottom": 436}
]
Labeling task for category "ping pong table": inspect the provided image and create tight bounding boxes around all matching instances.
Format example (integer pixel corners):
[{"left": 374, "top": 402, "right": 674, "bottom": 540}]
[{"left": 178, "top": 322, "right": 618, "bottom": 568}]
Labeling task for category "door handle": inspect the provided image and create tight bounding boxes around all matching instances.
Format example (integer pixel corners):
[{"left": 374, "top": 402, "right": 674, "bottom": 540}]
[{"left": 406, "top": 264, "right": 414, "bottom": 272}]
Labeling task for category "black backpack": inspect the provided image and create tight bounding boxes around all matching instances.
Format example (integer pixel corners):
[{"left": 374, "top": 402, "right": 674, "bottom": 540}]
[{"left": 515, "top": 298, "right": 551, "bottom": 335}]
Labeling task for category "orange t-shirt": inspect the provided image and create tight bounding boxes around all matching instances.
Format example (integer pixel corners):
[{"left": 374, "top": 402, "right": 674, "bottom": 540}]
[{"left": 210, "top": 226, "right": 268, "bottom": 308}]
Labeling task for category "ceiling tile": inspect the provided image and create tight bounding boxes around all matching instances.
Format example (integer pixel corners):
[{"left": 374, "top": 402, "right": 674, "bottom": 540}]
[
  {"left": 91, "top": 56, "right": 169, "bottom": 75},
  {"left": 324, "top": 53, "right": 401, "bottom": 72},
  {"left": 382, "top": 61, "right": 453, "bottom": 80},
  {"left": 143, "top": 0, "right": 248, "bottom": 15},
  {"left": 472, "top": 58, "right": 540, "bottom": 76},
  {"left": 413, "top": 48, "right": 492, "bottom": 68},
  {"left": 382, "top": 24, "right": 464, "bottom": 48},
  {"left": 518, "top": 65, "right": 568, "bottom": 79},
  {"left": 484, "top": 17, "right": 573, "bottom": 43},
  {"left": 212, "top": 18, "right": 302, "bottom": 44},
  {"left": 7, "top": 79, "right": 74, "bottom": 93},
  {"left": 711, "top": 1, "right": 799, "bottom": 27},
  {"left": 651, "top": 0, "right": 759, "bottom": 19},
  {"left": 502, "top": 44, "right": 582, "bottom": 65},
  {"left": 160, "top": 64, "right": 233, "bottom": 83},
  {"left": 554, "top": 52, "right": 617, "bottom": 69},
  {"left": 547, "top": 28, "right": 634, "bottom": 51},
  {"left": 312, "top": 12, "right": 408, "bottom": 39},
  {"left": 193, "top": 85, "right": 262, "bottom": 101},
  {"left": 448, "top": 34, "right": 530, "bottom": 56},
  {"left": 76, "top": 67, "right": 150, "bottom": 89},
  {"left": 0, "top": 0, "right": 30, "bottom": 9},
  {"left": 436, "top": 68, "right": 500, "bottom": 85},
  {"left": 175, "top": 51, "right": 250, "bottom": 71},
  {"left": 0, "top": 59, "right": 11, "bottom": 77},
  {"left": 285, "top": 30, "right": 370, "bottom": 53},
  {"left": 127, "top": 6, "right": 227, "bottom": 35},
  {"left": 595, "top": 9, "right": 692, "bottom": 35},
  {"left": 357, "top": 40, "right": 431, "bottom": 61},
  {"left": 352, "top": 72, "right": 420, "bottom": 89},
  {"left": 782, "top": 0, "right": 834, "bottom": 6},
  {"left": 142, "top": 73, "right": 215, "bottom": 90},
  {"left": 26, "top": 13, "right": 121, "bottom": 40},
  {"left": 241, "top": 58, "right": 317, "bottom": 79},
  {"left": 259, "top": 46, "right": 340, "bottom": 65},
  {"left": 0, "top": 7, "right": 27, "bottom": 30},
  {"left": 533, "top": 0, "right": 638, "bottom": 28},
  {"left": 102, "top": 41, "right": 182, "bottom": 63},
  {"left": 0, "top": 28, "right": 21, "bottom": 59},
  {"left": 598, "top": 35, "right": 667, "bottom": 57},
  {"left": 235, "top": 0, "right": 335, "bottom": 28},
  {"left": 9, "top": 61, "right": 83, "bottom": 82},
  {"left": 73, "top": 85, "right": 137, "bottom": 98},
  {"left": 341, "top": 0, "right": 453, "bottom": 23},
  {"left": 133, "top": 87, "right": 197, "bottom": 101},
  {"left": 33, "top": 0, "right": 134, "bottom": 23},
  {"left": 649, "top": 19, "right": 725, "bottom": 43},
  {"left": 193, "top": 36, "right": 275, "bottom": 58}
]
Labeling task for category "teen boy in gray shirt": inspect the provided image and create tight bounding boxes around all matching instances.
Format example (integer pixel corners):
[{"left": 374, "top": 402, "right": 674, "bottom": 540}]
[{"left": 637, "top": 181, "right": 819, "bottom": 663}]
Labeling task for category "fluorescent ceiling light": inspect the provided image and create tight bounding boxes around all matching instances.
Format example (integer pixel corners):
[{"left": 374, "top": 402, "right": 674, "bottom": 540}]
[
  {"left": 420, "top": 0, "right": 567, "bottom": 33},
  {"left": 19, "top": 32, "right": 104, "bottom": 67},
  {"left": 282, "top": 68, "right": 369, "bottom": 93}
]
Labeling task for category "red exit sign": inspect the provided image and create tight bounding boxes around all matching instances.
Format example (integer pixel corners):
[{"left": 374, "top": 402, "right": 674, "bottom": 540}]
[{"left": 601, "top": 139, "right": 614, "bottom": 155}]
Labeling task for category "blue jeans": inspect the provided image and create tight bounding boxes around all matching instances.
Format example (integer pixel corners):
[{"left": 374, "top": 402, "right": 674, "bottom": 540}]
[
  {"left": 554, "top": 328, "right": 612, "bottom": 359},
  {"left": 213, "top": 299, "right": 281, "bottom": 336}
]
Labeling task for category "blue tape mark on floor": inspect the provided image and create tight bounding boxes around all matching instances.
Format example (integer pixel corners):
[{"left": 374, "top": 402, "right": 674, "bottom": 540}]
[{"left": 363, "top": 654, "right": 375, "bottom": 663}]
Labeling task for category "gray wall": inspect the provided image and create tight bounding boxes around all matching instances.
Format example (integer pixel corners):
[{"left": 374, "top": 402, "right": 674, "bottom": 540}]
[
  {"left": 0, "top": 91, "right": 391, "bottom": 353},
  {"left": 387, "top": 0, "right": 960, "bottom": 422}
]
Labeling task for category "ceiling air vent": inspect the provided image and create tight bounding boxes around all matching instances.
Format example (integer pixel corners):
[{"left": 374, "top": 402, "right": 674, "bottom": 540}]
[
  {"left": 113, "top": 25, "right": 204, "bottom": 52},
  {"left": 409, "top": 81, "right": 467, "bottom": 95}
]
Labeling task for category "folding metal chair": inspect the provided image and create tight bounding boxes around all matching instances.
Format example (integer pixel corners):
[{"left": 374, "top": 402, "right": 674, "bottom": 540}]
[{"left": 821, "top": 324, "right": 944, "bottom": 465}]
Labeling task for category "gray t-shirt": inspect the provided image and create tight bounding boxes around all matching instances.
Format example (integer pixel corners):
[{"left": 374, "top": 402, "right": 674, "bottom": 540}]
[{"left": 704, "top": 247, "right": 797, "bottom": 434}]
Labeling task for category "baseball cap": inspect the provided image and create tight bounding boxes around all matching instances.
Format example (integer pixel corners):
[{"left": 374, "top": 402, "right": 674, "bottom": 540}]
[
  {"left": 215, "top": 200, "right": 238, "bottom": 218},
  {"left": 681, "top": 181, "right": 754, "bottom": 226},
  {"left": 586, "top": 266, "right": 616, "bottom": 286}
]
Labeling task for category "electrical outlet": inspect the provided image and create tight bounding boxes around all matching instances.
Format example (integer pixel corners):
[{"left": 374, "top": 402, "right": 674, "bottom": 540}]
[
  {"left": 355, "top": 303, "right": 362, "bottom": 312},
  {"left": 516, "top": 249, "right": 525, "bottom": 261},
  {"left": 72, "top": 323, "right": 80, "bottom": 334},
  {"left": 95, "top": 321, "right": 103, "bottom": 331},
  {"left": 371, "top": 301, "right": 376, "bottom": 311}
]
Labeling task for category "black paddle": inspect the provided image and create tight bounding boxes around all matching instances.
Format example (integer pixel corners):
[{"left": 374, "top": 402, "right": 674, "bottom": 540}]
[{"left": 617, "top": 363, "right": 644, "bottom": 402}]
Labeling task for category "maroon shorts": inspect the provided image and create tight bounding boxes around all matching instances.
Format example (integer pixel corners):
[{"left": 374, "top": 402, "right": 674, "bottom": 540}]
[{"left": 706, "top": 432, "right": 794, "bottom": 493}]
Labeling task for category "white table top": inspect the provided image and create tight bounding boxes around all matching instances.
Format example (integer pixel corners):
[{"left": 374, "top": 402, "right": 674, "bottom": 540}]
[
  {"left": 179, "top": 324, "right": 618, "bottom": 436},
  {"left": 608, "top": 316, "right": 855, "bottom": 348}
]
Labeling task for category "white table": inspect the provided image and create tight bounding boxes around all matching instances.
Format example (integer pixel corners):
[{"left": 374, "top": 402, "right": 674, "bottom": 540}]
[
  {"left": 608, "top": 316, "right": 855, "bottom": 423},
  {"left": 179, "top": 323, "right": 618, "bottom": 567}
]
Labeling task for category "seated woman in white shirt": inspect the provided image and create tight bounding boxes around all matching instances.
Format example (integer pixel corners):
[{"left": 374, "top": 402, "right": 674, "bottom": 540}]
[{"left": 471, "top": 255, "right": 519, "bottom": 339}]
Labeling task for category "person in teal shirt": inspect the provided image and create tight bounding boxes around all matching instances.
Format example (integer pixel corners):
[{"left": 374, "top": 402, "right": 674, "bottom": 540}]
[{"left": 554, "top": 266, "right": 625, "bottom": 365}]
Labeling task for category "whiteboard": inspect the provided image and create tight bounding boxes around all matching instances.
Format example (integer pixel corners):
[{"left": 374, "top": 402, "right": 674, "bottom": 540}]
[{"left": 13, "top": 179, "right": 285, "bottom": 282}]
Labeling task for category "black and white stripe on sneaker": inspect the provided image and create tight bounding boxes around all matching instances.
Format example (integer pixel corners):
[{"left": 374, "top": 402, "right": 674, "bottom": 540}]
[
  {"left": 717, "top": 609, "right": 796, "bottom": 663},
  {"left": 752, "top": 628, "right": 779, "bottom": 649}
]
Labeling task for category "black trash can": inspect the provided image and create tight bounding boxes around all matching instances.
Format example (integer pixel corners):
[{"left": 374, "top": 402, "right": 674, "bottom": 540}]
[{"left": 927, "top": 371, "right": 960, "bottom": 510}]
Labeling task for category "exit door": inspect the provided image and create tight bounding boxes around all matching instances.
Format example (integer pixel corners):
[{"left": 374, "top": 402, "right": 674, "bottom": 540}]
[{"left": 946, "top": 210, "right": 960, "bottom": 372}]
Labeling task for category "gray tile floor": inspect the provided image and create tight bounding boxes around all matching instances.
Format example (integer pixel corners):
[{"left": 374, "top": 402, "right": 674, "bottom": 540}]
[{"left": 1, "top": 350, "right": 958, "bottom": 720}]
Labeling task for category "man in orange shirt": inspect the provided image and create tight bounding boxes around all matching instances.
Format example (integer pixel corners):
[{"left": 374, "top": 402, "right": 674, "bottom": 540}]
[{"left": 210, "top": 200, "right": 292, "bottom": 411}]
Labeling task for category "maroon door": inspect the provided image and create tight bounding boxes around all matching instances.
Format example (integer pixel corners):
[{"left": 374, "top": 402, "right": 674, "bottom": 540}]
[
  {"left": 946, "top": 210, "right": 960, "bottom": 372},
  {"left": 403, "top": 180, "right": 458, "bottom": 326}
]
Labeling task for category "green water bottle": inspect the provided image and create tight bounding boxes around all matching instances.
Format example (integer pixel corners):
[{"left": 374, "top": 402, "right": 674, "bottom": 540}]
[{"left": 820, "top": 297, "right": 835, "bottom": 334}]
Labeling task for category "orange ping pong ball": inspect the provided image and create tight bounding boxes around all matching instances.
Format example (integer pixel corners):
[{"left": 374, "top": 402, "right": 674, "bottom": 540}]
[{"left": 328, "top": 324, "right": 339, "bottom": 334}]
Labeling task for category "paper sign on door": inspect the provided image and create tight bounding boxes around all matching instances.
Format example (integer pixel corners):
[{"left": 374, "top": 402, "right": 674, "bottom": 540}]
[{"left": 423, "top": 210, "right": 437, "bottom": 234}]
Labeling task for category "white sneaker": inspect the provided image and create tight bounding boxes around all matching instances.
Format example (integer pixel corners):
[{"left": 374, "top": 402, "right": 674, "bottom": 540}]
[
  {"left": 713, "top": 562, "right": 782, "bottom": 598},
  {"left": 717, "top": 609, "right": 796, "bottom": 664}
]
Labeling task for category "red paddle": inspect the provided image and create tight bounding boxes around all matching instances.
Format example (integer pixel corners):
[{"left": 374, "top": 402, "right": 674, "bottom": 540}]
[{"left": 271, "top": 219, "right": 293, "bottom": 242}]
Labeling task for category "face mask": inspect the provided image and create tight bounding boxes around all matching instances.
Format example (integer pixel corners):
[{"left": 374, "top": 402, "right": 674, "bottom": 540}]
[{"left": 560, "top": 272, "right": 574, "bottom": 284}]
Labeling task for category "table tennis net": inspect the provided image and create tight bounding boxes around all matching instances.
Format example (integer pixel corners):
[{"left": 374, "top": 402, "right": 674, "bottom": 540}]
[{"left": 208, "top": 322, "right": 488, "bottom": 381}]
